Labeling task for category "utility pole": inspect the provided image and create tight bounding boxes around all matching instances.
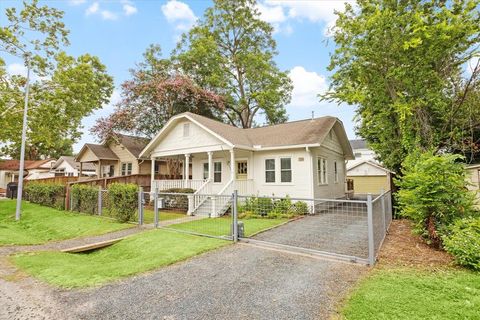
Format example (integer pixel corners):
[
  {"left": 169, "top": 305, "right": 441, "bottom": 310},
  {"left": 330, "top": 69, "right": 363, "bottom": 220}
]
[{"left": 15, "top": 59, "right": 31, "bottom": 221}]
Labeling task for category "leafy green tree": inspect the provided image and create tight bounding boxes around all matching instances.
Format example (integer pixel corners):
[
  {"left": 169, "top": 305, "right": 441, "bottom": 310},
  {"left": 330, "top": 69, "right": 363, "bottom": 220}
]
[
  {"left": 1, "top": 53, "right": 114, "bottom": 159},
  {"left": 91, "top": 45, "right": 224, "bottom": 141},
  {"left": 323, "top": 0, "right": 480, "bottom": 172},
  {"left": 396, "top": 151, "right": 476, "bottom": 247},
  {"left": 174, "top": 0, "right": 292, "bottom": 128},
  {"left": 0, "top": 1, "right": 114, "bottom": 159}
]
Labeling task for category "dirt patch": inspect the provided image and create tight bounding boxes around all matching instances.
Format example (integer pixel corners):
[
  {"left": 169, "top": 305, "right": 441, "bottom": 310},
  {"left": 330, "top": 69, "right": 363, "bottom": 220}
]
[{"left": 378, "top": 219, "right": 453, "bottom": 268}]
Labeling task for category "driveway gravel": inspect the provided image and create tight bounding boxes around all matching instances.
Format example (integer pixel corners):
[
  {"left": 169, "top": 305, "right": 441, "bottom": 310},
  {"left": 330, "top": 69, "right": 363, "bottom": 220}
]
[
  {"left": 51, "top": 243, "right": 366, "bottom": 320},
  {"left": 253, "top": 213, "right": 369, "bottom": 259}
]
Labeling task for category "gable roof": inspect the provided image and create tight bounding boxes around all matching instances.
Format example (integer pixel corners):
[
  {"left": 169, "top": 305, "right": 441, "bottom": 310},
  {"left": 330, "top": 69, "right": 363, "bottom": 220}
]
[
  {"left": 52, "top": 156, "right": 96, "bottom": 171},
  {"left": 76, "top": 143, "right": 119, "bottom": 162},
  {"left": 350, "top": 139, "right": 368, "bottom": 150},
  {"left": 141, "top": 112, "right": 354, "bottom": 159},
  {"left": 112, "top": 134, "right": 150, "bottom": 159},
  {"left": 347, "top": 160, "right": 394, "bottom": 174}
]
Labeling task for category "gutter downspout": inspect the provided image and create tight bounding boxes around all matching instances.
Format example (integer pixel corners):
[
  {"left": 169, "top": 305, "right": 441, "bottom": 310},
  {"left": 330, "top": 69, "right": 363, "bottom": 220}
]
[{"left": 306, "top": 146, "right": 315, "bottom": 200}]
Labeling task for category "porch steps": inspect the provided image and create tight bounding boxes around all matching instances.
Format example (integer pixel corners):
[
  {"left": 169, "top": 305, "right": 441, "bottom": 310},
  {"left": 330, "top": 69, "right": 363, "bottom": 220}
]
[{"left": 194, "top": 197, "right": 232, "bottom": 217}]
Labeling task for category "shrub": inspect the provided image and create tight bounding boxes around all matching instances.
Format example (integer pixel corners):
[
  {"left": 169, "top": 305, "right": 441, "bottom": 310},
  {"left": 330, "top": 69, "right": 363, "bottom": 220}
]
[
  {"left": 396, "top": 151, "right": 476, "bottom": 246},
  {"left": 293, "top": 201, "right": 309, "bottom": 215},
  {"left": 107, "top": 183, "right": 138, "bottom": 222},
  {"left": 443, "top": 217, "right": 480, "bottom": 271},
  {"left": 160, "top": 188, "right": 195, "bottom": 211},
  {"left": 71, "top": 184, "right": 98, "bottom": 214},
  {"left": 25, "top": 183, "right": 65, "bottom": 210}
]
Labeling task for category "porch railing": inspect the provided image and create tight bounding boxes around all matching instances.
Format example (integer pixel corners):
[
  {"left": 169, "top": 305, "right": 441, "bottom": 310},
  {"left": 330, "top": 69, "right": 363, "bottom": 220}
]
[
  {"left": 153, "top": 179, "right": 206, "bottom": 191},
  {"left": 192, "top": 180, "right": 212, "bottom": 214}
]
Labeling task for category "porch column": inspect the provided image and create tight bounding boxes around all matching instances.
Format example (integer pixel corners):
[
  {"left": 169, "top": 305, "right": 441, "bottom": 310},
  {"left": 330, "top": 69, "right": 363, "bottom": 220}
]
[
  {"left": 79, "top": 162, "right": 83, "bottom": 178},
  {"left": 151, "top": 157, "right": 156, "bottom": 192},
  {"left": 184, "top": 153, "right": 190, "bottom": 188},
  {"left": 230, "top": 149, "right": 235, "bottom": 182},
  {"left": 207, "top": 151, "right": 213, "bottom": 181}
]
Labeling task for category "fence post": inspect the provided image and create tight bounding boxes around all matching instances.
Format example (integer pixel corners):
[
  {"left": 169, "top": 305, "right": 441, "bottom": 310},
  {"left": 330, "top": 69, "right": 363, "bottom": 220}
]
[
  {"left": 138, "top": 187, "right": 144, "bottom": 225},
  {"left": 65, "top": 185, "right": 70, "bottom": 211},
  {"left": 97, "top": 186, "right": 102, "bottom": 216},
  {"left": 232, "top": 190, "right": 238, "bottom": 242},
  {"left": 380, "top": 189, "right": 386, "bottom": 234},
  {"left": 367, "top": 193, "right": 375, "bottom": 266},
  {"left": 154, "top": 187, "right": 159, "bottom": 228}
]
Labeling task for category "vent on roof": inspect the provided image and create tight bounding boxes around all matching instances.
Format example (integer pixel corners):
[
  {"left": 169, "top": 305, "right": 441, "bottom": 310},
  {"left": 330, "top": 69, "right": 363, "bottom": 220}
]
[{"left": 183, "top": 123, "right": 190, "bottom": 137}]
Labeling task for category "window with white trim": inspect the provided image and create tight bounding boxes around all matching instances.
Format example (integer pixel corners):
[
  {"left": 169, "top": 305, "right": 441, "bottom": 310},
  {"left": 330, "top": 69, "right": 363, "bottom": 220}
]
[
  {"left": 334, "top": 161, "right": 338, "bottom": 183},
  {"left": 280, "top": 158, "right": 292, "bottom": 183},
  {"left": 214, "top": 162, "right": 222, "bottom": 183},
  {"left": 183, "top": 123, "right": 190, "bottom": 137},
  {"left": 265, "top": 159, "right": 275, "bottom": 183},
  {"left": 121, "top": 162, "right": 132, "bottom": 176},
  {"left": 203, "top": 163, "right": 209, "bottom": 180},
  {"left": 317, "top": 157, "right": 327, "bottom": 184}
]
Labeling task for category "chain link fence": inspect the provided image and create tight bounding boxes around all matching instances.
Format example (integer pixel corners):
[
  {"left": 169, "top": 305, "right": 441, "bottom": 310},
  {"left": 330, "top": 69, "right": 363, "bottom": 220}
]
[{"left": 67, "top": 186, "right": 393, "bottom": 265}]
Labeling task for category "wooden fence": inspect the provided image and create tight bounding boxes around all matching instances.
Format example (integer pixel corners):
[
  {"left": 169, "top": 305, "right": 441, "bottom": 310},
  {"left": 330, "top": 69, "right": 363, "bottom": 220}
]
[{"left": 24, "top": 176, "right": 79, "bottom": 185}]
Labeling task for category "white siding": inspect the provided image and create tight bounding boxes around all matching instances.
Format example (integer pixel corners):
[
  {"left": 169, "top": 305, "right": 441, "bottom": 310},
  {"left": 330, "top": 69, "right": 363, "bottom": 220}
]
[{"left": 151, "top": 119, "right": 229, "bottom": 156}]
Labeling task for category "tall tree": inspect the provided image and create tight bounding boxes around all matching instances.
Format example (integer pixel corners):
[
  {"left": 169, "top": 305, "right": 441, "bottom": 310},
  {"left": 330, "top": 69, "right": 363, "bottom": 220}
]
[
  {"left": 91, "top": 45, "right": 225, "bottom": 141},
  {"left": 0, "top": 0, "right": 114, "bottom": 159},
  {"left": 174, "top": 0, "right": 292, "bottom": 128},
  {"left": 323, "top": 0, "right": 480, "bottom": 172},
  {"left": 1, "top": 53, "right": 114, "bottom": 159}
]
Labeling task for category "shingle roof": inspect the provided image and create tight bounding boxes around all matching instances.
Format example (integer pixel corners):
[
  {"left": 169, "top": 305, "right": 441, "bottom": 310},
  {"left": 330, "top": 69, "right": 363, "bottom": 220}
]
[
  {"left": 0, "top": 159, "right": 53, "bottom": 171},
  {"left": 52, "top": 156, "right": 96, "bottom": 171},
  {"left": 349, "top": 139, "right": 368, "bottom": 150},
  {"left": 84, "top": 143, "right": 119, "bottom": 160},
  {"left": 114, "top": 134, "right": 150, "bottom": 158},
  {"left": 187, "top": 112, "right": 339, "bottom": 147}
]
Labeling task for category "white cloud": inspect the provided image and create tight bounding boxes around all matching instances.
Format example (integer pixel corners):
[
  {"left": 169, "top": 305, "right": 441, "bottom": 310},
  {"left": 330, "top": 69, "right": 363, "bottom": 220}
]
[
  {"left": 7, "top": 63, "right": 28, "bottom": 77},
  {"left": 69, "top": 0, "right": 86, "bottom": 5},
  {"left": 258, "top": 0, "right": 355, "bottom": 36},
  {"left": 288, "top": 66, "right": 328, "bottom": 108},
  {"left": 85, "top": 2, "right": 99, "bottom": 15},
  {"left": 101, "top": 10, "right": 118, "bottom": 20},
  {"left": 123, "top": 3, "right": 138, "bottom": 16},
  {"left": 466, "top": 56, "right": 479, "bottom": 76},
  {"left": 161, "top": 0, "right": 197, "bottom": 31}
]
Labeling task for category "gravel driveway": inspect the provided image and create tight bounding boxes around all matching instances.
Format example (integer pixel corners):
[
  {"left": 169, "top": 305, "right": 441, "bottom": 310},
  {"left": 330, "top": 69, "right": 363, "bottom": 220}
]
[
  {"left": 49, "top": 243, "right": 366, "bottom": 320},
  {"left": 252, "top": 213, "right": 369, "bottom": 259}
]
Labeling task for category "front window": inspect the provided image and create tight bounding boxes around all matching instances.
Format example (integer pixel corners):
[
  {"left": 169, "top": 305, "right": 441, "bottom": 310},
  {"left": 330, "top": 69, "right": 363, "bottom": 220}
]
[
  {"left": 317, "top": 157, "right": 327, "bottom": 184},
  {"left": 334, "top": 161, "right": 339, "bottom": 183},
  {"left": 203, "top": 163, "right": 209, "bottom": 180},
  {"left": 265, "top": 159, "right": 275, "bottom": 183},
  {"left": 280, "top": 158, "right": 292, "bottom": 183},
  {"left": 121, "top": 162, "right": 132, "bottom": 176},
  {"left": 183, "top": 123, "right": 190, "bottom": 137},
  {"left": 214, "top": 162, "right": 222, "bottom": 183}
]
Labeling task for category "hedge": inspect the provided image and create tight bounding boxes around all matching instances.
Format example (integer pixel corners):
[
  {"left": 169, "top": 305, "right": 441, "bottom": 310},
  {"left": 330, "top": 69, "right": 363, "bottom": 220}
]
[
  {"left": 107, "top": 183, "right": 138, "bottom": 222},
  {"left": 25, "top": 182, "right": 65, "bottom": 210},
  {"left": 238, "top": 196, "right": 310, "bottom": 219},
  {"left": 70, "top": 184, "right": 98, "bottom": 215}
]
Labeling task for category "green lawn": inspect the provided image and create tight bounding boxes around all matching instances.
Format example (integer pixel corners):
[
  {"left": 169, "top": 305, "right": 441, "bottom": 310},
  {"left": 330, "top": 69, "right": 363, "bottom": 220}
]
[
  {"left": 101, "top": 208, "right": 186, "bottom": 224},
  {"left": 341, "top": 267, "right": 480, "bottom": 320},
  {"left": 13, "top": 229, "right": 228, "bottom": 288},
  {"left": 168, "top": 216, "right": 288, "bottom": 237},
  {"left": 0, "top": 200, "right": 131, "bottom": 246}
]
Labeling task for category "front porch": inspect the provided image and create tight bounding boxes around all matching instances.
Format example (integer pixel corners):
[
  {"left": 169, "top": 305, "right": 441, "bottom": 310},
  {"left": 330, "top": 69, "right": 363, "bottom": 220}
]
[{"left": 151, "top": 148, "right": 255, "bottom": 217}]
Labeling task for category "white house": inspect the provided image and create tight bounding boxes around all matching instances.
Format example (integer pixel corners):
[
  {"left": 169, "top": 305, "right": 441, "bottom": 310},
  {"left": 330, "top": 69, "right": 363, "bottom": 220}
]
[
  {"left": 50, "top": 156, "right": 96, "bottom": 177},
  {"left": 140, "top": 112, "right": 354, "bottom": 216},
  {"left": 0, "top": 159, "right": 55, "bottom": 192}
]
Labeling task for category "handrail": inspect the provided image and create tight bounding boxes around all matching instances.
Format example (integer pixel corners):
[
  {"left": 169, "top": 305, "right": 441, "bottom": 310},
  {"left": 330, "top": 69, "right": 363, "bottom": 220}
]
[{"left": 193, "top": 179, "right": 211, "bottom": 211}]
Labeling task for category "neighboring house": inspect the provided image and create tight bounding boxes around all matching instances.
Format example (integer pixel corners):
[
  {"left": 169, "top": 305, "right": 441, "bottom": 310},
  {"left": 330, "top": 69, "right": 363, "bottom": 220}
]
[
  {"left": 466, "top": 163, "right": 480, "bottom": 205},
  {"left": 347, "top": 139, "right": 392, "bottom": 194},
  {"left": 347, "top": 160, "right": 393, "bottom": 194},
  {"left": 51, "top": 156, "right": 96, "bottom": 177},
  {"left": 140, "top": 112, "right": 354, "bottom": 216},
  {"left": 75, "top": 134, "right": 167, "bottom": 179},
  {"left": 0, "top": 159, "right": 55, "bottom": 191}
]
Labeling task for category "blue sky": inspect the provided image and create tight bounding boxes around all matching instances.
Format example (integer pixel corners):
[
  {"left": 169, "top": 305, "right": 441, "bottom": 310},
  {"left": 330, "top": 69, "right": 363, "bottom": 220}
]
[{"left": 2, "top": 0, "right": 359, "bottom": 153}]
